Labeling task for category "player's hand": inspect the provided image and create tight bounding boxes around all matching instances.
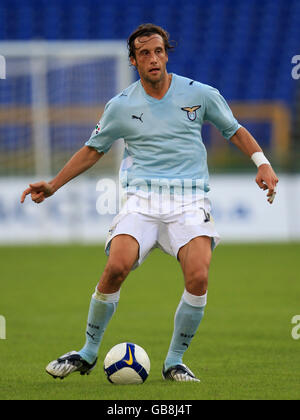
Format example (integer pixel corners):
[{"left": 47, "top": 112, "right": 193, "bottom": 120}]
[
  {"left": 20, "top": 181, "right": 55, "bottom": 204},
  {"left": 255, "top": 164, "right": 279, "bottom": 204}
]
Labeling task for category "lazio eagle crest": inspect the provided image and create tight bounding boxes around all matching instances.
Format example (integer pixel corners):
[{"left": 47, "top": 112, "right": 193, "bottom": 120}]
[{"left": 181, "top": 105, "right": 201, "bottom": 121}]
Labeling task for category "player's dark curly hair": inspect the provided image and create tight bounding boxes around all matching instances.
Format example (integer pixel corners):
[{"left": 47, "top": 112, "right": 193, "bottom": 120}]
[{"left": 127, "top": 23, "right": 175, "bottom": 60}]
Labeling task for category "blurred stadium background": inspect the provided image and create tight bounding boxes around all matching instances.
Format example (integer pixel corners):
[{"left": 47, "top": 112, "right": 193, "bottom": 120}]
[{"left": 0, "top": 0, "right": 300, "bottom": 243}]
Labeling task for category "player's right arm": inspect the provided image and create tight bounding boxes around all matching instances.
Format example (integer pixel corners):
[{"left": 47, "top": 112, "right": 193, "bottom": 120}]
[
  {"left": 21, "top": 95, "right": 124, "bottom": 204},
  {"left": 20, "top": 146, "right": 103, "bottom": 204}
]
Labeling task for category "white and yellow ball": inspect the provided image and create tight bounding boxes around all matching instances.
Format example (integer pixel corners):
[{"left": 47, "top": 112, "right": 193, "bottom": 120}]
[{"left": 104, "top": 342, "right": 150, "bottom": 385}]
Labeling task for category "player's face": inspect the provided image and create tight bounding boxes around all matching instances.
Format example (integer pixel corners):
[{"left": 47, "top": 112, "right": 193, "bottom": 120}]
[{"left": 130, "top": 34, "right": 168, "bottom": 84}]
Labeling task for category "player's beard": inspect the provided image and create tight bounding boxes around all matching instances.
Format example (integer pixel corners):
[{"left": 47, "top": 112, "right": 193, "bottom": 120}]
[{"left": 140, "top": 66, "right": 168, "bottom": 88}]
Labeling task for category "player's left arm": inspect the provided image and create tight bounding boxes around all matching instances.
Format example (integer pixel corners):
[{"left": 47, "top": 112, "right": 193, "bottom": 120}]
[{"left": 230, "top": 126, "right": 279, "bottom": 204}]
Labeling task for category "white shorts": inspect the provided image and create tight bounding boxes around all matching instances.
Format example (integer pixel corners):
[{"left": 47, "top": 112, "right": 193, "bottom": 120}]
[{"left": 105, "top": 193, "right": 220, "bottom": 270}]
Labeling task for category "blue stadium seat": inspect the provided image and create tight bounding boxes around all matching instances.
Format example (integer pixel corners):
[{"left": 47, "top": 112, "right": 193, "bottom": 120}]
[{"left": 0, "top": 0, "right": 298, "bottom": 108}]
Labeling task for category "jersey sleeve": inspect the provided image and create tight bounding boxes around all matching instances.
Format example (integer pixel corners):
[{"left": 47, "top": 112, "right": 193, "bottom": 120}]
[
  {"left": 85, "top": 99, "right": 122, "bottom": 154},
  {"left": 203, "top": 86, "right": 241, "bottom": 140}
]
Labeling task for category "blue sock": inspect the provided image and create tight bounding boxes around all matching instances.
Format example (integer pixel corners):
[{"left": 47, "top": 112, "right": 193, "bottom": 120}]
[
  {"left": 164, "top": 290, "right": 207, "bottom": 371},
  {"left": 78, "top": 289, "right": 120, "bottom": 364}
]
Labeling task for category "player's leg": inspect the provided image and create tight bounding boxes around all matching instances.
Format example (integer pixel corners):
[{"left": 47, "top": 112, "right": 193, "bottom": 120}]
[
  {"left": 178, "top": 235, "right": 212, "bottom": 296},
  {"left": 163, "top": 236, "right": 212, "bottom": 381},
  {"left": 46, "top": 234, "right": 139, "bottom": 379},
  {"left": 97, "top": 233, "right": 140, "bottom": 293},
  {"left": 78, "top": 234, "right": 139, "bottom": 364}
]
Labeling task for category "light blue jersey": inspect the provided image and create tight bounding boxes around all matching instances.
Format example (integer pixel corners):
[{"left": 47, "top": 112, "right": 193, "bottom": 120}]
[{"left": 86, "top": 74, "right": 241, "bottom": 194}]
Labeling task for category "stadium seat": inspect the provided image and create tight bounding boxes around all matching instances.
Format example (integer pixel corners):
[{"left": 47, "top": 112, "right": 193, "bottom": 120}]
[{"left": 0, "top": 0, "right": 299, "bottom": 151}]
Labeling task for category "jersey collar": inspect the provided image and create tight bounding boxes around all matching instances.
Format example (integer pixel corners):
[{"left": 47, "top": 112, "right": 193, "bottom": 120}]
[{"left": 140, "top": 73, "right": 176, "bottom": 103}]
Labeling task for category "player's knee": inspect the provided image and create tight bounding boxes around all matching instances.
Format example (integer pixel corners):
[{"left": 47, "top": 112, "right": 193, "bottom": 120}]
[
  {"left": 104, "top": 259, "right": 132, "bottom": 285},
  {"left": 185, "top": 266, "right": 209, "bottom": 294}
]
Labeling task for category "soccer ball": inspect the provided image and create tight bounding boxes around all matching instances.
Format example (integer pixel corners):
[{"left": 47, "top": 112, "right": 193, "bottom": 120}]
[{"left": 104, "top": 342, "right": 150, "bottom": 384}]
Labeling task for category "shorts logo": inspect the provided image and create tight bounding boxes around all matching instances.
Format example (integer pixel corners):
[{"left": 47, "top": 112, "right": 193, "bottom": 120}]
[{"left": 181, "top": 105, "right": 201, "bottom": 121}]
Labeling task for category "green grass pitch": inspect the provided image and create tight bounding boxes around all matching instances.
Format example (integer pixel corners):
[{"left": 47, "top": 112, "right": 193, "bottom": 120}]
[{"left": 0, "top": 242, "right": 299, "bottom": 400}]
